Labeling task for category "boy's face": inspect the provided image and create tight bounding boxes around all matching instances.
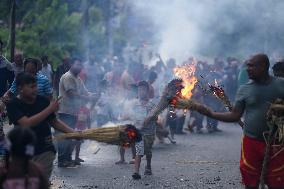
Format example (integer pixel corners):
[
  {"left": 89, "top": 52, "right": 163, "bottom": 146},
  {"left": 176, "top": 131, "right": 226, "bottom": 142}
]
[
  {"left": 19, "top": 82, "right": 37, "bottom": 101},
  {"left": 24, "top": 63, "right": 37, "bottom": 76},
  {"left": 138, "top": 86, "right": 149, "bottom": 100}
]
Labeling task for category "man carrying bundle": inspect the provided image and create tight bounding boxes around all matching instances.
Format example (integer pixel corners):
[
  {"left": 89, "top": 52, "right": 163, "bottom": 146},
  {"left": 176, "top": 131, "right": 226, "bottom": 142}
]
[{"left": 195, "top": 54, "right": 284, "bottom": 189}]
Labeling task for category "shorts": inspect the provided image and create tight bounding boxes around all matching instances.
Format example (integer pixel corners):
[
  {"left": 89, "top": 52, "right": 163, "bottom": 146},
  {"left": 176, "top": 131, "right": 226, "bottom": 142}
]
[
  {"left": 240, "top": 135, "right": 284, "bottom": 188},
  {"left": 32, "top": 151, "right": 56, "bottom": 180},
  {"left": 135, "top": 135, "right": 155, "bottom": 156}
]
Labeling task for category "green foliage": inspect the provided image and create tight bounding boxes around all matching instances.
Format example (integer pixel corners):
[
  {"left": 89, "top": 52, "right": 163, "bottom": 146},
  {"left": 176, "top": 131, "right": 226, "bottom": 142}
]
[{"left": 0, "top": 0, "right": 127, "bottom": 68}]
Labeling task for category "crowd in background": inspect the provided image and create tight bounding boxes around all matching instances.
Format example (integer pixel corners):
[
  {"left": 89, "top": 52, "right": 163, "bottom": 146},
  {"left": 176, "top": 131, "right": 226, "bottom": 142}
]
[
  {"left": 1, "top": 42, "right": 284, "bottom": 187},
  {"left": 2, "top": 47, "right": 284, "bottom": 137}
]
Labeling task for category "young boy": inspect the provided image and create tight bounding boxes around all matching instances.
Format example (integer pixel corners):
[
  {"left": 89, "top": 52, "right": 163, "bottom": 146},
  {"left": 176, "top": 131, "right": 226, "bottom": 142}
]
[
  {"left": 131, "top": 81, "right": 157, "bottom": 180},
  {"left": 6, "top": 72, "right": 75, "bottom": 180},
  {"left": 74, "top": 103, "right": 91, "bottom": 164}
]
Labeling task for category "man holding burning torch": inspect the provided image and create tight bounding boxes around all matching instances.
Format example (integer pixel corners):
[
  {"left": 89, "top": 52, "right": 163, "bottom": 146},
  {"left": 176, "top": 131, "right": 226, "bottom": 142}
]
[{"left": 194, "top": 54, "right": 284, "bottom": 189}]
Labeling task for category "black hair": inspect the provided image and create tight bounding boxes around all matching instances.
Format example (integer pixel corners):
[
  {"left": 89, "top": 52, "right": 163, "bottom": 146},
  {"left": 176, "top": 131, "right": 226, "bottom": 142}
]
[
  {"left": 24, "top": 57, "right": 40, "bottom": 69},
  {"left": 41, "top": 55, "right": 48, "bottom": 62},
  {"left": 7, "top": 127, "right": 36, "bottom": 158},
  {"left": 272, "top": 61, "right": 284, "bottom": 72},
  {"left": 148, "top": 71, "right": 157, "bottom": 81},
  {"left": 16, "top": 72, "right": 36, "bottom": 87},
  {"left": 137, "top": 80, "right": 150, "bottom": 91},
  {"left": 70, "top": 57, "right": 82, "bottom": 65},
  {"left": 5, "top": 127, "right": 37, "bottom": 188}
]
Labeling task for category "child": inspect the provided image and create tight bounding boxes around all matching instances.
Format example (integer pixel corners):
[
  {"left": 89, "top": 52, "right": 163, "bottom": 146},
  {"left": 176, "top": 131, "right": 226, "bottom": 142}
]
[
  {"left": 0, "top": 127, "right": 49, "bottom": 189},
  {"left": 6, "top": 73, "right": 75, "bottom": 180},
  {"left": 131, "top": 81, "right": 157, "bottom": 180},
  {"left": 74, "top": 103, "right": 91, "bottom": 164}
]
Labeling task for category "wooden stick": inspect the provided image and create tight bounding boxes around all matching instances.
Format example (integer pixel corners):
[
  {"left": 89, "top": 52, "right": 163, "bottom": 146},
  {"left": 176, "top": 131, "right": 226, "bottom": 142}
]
[{"left": 259, "top": 124, "right": 277, "bottom": 189}]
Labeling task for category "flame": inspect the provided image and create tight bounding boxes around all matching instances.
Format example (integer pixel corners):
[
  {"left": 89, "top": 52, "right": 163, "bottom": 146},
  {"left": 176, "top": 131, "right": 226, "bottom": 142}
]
[
  {"left": 209, "top": 79, "right": 225, "bottom": 98},
  {"left": 173, "top": 61, "right": 197, "bottom": 99}
]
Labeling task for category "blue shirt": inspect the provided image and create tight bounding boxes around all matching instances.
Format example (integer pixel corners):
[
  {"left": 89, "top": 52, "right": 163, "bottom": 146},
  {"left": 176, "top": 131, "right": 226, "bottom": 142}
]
[{"left": 10, "top": 73, "right": 53, "bottom": 97}]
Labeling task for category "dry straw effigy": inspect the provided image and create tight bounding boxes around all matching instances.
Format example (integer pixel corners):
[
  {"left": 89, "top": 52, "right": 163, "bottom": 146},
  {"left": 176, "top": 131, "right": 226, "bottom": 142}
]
[
  {"left": 260, "top": 98, "right": 284, "bottom": 189},
  {"left": 55, "top": 124, "right": 141, "bottom": 146}
]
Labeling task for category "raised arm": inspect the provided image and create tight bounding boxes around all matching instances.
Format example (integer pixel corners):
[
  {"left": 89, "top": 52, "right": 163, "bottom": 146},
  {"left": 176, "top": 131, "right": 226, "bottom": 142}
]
[
  {"left": 207, "top": 108, "right": 243, "bottom": 122},
  {"left": 15, "top": 100, "right": 59, "bottom": 128}
]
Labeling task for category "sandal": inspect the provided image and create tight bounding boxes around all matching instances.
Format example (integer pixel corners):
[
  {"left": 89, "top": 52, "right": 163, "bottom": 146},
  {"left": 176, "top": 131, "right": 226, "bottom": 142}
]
[
  {"left": 115, "top": 160, "right": 126, "bottom": 165},
  {"left": 129, "top": 159, "right": 135, "bottom": 164},
  {"left": 144, "top": 167, "right": 152, "bottom": 175},
  {"left": 132, "top": 172, "right": 141, "bottom": 180}
]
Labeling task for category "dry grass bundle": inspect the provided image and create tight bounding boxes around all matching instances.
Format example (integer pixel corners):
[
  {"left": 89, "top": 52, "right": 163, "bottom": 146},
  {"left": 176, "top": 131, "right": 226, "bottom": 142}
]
[
  {"left": 267, "top": 99, "right": 284, "bottom": 143},
  {"left": 55, "top": 124, "right": 140, "bottom": 146},
  {"left": 173, "top": 98, "right": 212, "bottom": 116},
  {"left": 173, "top": 98, "right": 200, "bottom": 110}
]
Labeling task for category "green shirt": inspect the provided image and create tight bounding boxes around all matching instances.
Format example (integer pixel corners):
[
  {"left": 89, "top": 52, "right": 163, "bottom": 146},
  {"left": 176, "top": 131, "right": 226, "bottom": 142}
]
[{"left": 235, "top": 77, "right": 284, "bottom": 140}]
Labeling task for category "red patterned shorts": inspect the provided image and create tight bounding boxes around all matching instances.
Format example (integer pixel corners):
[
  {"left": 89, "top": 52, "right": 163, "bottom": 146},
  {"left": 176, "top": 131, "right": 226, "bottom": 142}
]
[{"left": 240, "top": 135, "right": 284, "bottom": 188}]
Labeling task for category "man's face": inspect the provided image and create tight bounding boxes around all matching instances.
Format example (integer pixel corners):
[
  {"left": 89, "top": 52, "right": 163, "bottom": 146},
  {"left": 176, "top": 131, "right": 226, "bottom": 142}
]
[
  {"left": 63, "top": 58, "right": 70, "bottom": 65},
  {"left": 138, "top": 86, "right": 149, "bottom": 100},
  {"left": 246, "top": 58, "right": 265, "bottom": 80},
  {"left": 24, "top": 63, "right": 37, "bottom": 76},
  {"left": 15, "top": 54, "right": 23, "bottom": 66},
  {"left": 19, "top": 82, "right": 37, "bottom": 101},
  {"left": 149, "top": 78, "right": 156, "bottom": 84},
  {"left": 71, "top": 60, "right": 83, "bottom": 75}
]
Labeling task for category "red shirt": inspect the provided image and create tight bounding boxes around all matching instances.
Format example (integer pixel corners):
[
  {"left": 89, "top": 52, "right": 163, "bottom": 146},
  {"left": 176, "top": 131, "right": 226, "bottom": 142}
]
[{"left": 76, "top": 107, "right": 91, "bottom": 131}]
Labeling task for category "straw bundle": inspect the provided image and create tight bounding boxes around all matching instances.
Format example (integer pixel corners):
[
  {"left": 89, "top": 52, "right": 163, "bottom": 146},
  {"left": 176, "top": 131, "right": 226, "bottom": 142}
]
[
  {"left": 260, "top": 99, "right": 284, "bottom": 189},
  {"left": 173, "top": 98, "right": 212, "bottom": 115},
  {"left": 56, "top": 124, "right": 141, "bottom": 146},
  {"left": 267, "top": 99, "right": 284, "bottom": 143}
]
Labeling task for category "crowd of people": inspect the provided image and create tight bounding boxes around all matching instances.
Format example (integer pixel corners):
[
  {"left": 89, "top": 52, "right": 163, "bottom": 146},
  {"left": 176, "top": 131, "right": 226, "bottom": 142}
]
[{"left": 0, "top": 42, "right": 284, "bottom": 188}]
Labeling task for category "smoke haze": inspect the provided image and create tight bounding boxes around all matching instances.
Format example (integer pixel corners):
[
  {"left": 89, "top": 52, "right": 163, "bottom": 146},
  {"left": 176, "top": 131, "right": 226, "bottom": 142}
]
[{"left": 128, "top": 0, "right": 284, "bottom": 63}]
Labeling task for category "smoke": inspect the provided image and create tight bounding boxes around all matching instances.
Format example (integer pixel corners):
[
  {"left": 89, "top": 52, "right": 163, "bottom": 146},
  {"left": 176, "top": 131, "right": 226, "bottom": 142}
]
[{"left": 128, "top": 0, "right": 284, "bottom": 63}]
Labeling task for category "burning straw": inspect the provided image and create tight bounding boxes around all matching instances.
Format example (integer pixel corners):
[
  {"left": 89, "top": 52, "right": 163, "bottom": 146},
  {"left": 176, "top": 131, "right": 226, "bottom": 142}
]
[
  {"left": 55, "top": 124, "right": 141, "bottom": 147},
  {"left": 208, "top": 80, "right": 244, "bottom": 128}
]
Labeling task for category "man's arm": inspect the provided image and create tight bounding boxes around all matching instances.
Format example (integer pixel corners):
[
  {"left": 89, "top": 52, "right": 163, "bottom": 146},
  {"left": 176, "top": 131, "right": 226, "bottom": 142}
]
[
  {"left": 50, "top": 118, "right": 74, "bottom": 133},
  {"left": 197, "top": 105, "right": 243, "bottom": 123},
  {"left": 66, "top": 89, "right": 100, "bottom": 102},
  {"left": 16, "top": 100, "right": 59, "bottom": 128}
]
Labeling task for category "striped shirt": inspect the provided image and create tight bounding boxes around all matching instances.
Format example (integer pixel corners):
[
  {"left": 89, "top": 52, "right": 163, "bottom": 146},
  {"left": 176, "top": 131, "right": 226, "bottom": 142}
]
[{"left": 10, "top": 73, "right": 53, "bottom": 97}]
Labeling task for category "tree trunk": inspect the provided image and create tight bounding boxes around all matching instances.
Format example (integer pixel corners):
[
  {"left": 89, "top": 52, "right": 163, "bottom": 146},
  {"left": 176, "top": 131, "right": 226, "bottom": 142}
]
[{"left": 10, "top": 0, "right": 16, "bottom": 62}]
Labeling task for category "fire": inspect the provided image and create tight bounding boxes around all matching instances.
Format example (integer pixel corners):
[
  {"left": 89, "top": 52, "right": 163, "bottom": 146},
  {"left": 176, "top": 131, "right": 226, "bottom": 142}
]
[
  {"left": 208, "top": 79, "right": 225, "bottom": 98},
  {"left": 173, "top": 62, "right": 197, "bottom": 99}
]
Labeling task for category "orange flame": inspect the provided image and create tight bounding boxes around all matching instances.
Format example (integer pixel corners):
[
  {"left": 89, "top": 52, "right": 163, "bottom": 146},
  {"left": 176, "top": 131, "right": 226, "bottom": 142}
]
[{"left": 173, "top": 61, "right": 197, "bottom": 99}]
